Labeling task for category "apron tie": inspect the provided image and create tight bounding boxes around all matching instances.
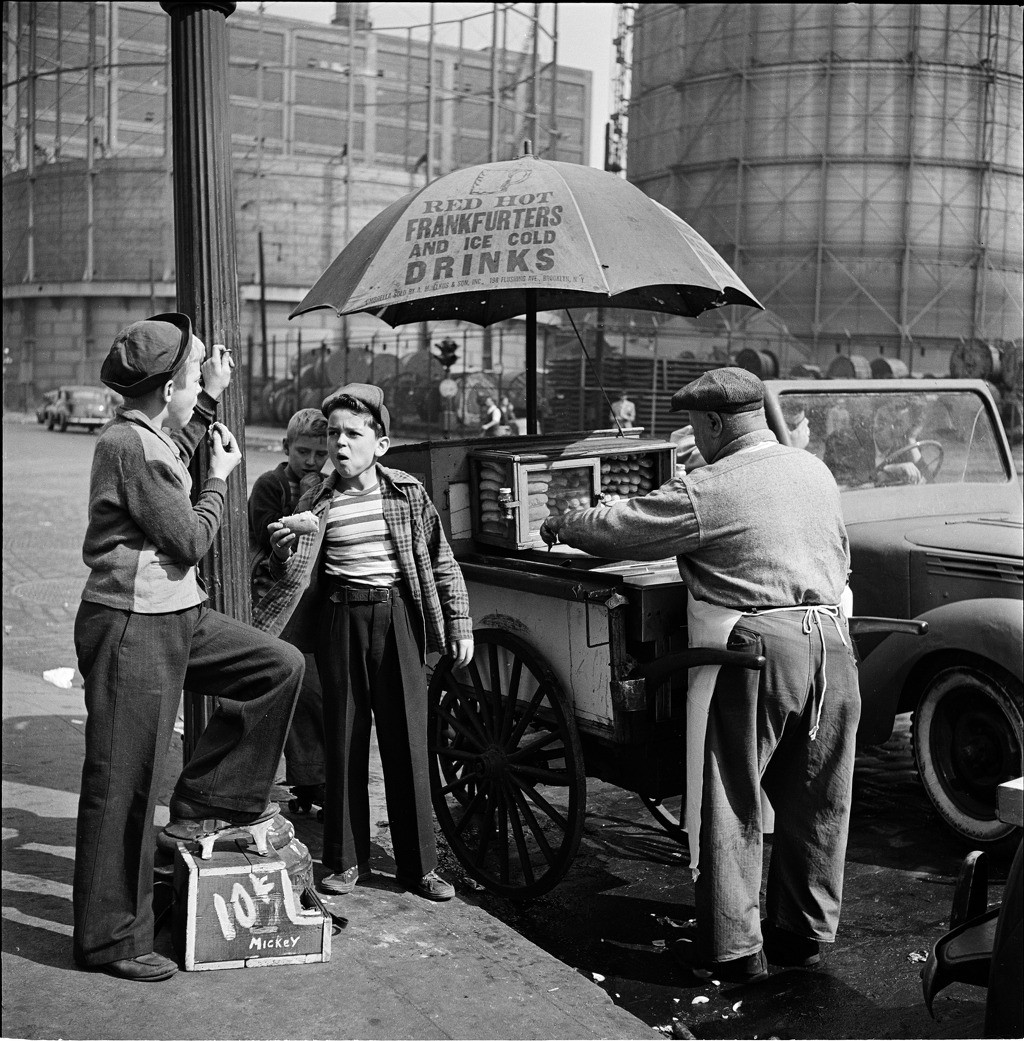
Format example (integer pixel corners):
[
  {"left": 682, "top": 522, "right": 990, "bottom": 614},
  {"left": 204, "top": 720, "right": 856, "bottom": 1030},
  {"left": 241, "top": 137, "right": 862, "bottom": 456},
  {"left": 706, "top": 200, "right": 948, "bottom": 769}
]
[{"left": 744, "top": 604, "right": 847, "bottom": 741}]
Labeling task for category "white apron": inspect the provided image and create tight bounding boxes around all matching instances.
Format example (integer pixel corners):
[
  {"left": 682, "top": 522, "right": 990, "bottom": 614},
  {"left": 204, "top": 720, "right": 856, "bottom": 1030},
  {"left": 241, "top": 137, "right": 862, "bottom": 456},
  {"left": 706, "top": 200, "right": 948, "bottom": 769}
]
[{"left": 684, "top": 587, "right": 853, "bottom": 879}]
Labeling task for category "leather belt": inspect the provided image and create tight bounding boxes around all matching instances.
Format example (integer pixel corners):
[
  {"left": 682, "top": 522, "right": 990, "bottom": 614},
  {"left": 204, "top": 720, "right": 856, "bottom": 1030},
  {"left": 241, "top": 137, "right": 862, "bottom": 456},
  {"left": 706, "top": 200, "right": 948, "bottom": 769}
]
[{"left": 326, "top": 582, "right": 403, "bottom": 604}]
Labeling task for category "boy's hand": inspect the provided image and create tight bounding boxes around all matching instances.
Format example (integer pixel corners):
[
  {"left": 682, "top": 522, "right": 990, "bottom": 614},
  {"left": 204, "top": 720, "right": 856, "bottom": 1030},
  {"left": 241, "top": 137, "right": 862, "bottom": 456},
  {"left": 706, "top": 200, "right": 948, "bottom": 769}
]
[
  {"left": 202, "top": 343, "right": 234, "bottom": 400},
  {"left": 299, "top": 471, "right": 323, "bottom": 496},
  {"left": 268, "top": 521, "right": 295, "bottom": 560},
  {"left": 448, "top": 636, "right": 474, "bottom": 669},
  {"left": 207, "top": 422, "right": 242, "bottom": 481}
]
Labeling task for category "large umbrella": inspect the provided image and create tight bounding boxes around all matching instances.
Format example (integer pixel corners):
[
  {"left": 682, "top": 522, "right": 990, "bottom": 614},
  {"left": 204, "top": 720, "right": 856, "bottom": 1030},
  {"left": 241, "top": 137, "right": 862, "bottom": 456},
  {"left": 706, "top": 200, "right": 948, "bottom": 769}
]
[{"left": 291, "top": 151, "right": 763, "bottom": 432}]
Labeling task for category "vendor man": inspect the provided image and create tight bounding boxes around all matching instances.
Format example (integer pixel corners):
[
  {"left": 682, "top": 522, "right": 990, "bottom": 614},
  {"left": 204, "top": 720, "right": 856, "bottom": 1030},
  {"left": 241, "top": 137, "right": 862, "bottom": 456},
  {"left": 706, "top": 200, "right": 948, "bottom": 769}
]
[{"left": 540, "top": 367, "right": 860, "bottom": 984}]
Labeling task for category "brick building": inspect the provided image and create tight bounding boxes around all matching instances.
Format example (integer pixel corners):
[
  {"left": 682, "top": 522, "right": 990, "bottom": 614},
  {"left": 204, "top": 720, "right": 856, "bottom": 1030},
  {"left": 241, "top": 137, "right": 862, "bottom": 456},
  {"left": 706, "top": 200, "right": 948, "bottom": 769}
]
[{"left": 2, "top": 1, "right": 591, "bottom": 412}]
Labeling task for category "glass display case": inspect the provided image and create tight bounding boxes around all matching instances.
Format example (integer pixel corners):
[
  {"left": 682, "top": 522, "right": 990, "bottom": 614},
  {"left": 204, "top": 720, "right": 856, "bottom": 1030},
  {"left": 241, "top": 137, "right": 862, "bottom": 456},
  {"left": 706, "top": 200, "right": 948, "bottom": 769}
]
[{"left": 470, "top": 438, "right": 676, "bottom": 551}]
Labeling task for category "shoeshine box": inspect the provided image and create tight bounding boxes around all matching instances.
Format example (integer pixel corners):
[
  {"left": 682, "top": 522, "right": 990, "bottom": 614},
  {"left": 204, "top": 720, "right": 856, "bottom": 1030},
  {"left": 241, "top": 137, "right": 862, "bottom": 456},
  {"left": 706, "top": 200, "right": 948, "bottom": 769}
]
[{"left": 173, "top": 841, "right": 331, "bottom": 970}]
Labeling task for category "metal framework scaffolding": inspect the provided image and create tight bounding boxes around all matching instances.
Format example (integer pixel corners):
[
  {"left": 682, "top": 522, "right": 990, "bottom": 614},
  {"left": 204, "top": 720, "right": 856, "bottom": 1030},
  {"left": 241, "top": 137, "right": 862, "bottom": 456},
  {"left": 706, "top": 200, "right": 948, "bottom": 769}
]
[{"left": 628, "top": 3, "right": 1023, "bottom": 369}]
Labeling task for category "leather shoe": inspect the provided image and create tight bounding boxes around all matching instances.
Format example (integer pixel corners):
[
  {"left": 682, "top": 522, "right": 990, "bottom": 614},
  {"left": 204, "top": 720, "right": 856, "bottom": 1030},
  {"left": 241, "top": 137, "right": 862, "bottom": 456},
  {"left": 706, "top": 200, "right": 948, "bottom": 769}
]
[
  {"left": 398, "top": 870, "right": 455, "bottom": 901},
  {"left": 100, "top": 952, "right": 178, "bottom": 982},
  {"left": 168, "top": 794, "right": 279, "bottom": 825},
  {"left": 670, "top": 938, "right": 768, "bottom": 983},
  {"left": 762, "top": 922, "right": 821, "bottom": 967}
]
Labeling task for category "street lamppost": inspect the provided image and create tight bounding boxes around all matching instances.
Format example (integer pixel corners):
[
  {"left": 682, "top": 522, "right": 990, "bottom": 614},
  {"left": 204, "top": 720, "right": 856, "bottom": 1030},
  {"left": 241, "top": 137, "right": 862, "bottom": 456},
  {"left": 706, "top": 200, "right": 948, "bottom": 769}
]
[{"left": 159, "top": 0, "right": 248, "bottom": 756}]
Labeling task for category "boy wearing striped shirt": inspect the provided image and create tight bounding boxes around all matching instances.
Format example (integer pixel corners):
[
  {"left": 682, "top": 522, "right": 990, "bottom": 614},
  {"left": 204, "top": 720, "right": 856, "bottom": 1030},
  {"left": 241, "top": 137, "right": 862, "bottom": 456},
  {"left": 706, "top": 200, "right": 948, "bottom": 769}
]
[{"left": 254, "top": 384, "right": 473, "bottom": 901}]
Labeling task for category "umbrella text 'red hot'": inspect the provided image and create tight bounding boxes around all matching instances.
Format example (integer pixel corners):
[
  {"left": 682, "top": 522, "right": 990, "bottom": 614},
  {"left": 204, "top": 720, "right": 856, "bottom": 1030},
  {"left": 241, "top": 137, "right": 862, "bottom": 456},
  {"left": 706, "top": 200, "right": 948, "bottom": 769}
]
[{"left": 291, "top": 154, "right": 762, "bottom": 329}]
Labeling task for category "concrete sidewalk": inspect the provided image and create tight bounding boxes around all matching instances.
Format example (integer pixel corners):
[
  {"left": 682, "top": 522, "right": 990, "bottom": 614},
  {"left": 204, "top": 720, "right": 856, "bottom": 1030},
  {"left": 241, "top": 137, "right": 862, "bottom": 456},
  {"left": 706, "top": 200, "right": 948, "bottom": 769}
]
[{"left": 1, "top": 417, "right": 656, "bottom": 1041}]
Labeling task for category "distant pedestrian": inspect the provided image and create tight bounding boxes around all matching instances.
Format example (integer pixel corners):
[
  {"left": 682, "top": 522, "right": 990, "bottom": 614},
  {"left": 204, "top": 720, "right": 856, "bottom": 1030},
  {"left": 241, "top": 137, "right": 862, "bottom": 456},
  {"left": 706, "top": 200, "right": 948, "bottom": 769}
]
[
  {"left": 73, "top": 314, "right": 303, "bottom": 982},
  {"left": 500, "top": 395, "right": 518, "bottom": 434},
  {"left": 610, "top": 390, "right": 636, "bottom": 428},
  {"left": 480, "top": 395, "right": 503, "bottom": 437},
  {"left": 249, "top": 407, "right": 330, "bottom": 818},
  {"left": 253, "top": 383, "right": 473, "bottom": 902}
]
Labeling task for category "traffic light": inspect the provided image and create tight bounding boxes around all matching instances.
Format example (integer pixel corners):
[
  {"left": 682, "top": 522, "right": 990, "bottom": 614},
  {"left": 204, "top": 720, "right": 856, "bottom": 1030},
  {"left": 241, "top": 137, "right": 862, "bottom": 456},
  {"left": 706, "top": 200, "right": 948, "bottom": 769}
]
[{"left": 435, "top": 339, "right": 459, "bottom": 370}]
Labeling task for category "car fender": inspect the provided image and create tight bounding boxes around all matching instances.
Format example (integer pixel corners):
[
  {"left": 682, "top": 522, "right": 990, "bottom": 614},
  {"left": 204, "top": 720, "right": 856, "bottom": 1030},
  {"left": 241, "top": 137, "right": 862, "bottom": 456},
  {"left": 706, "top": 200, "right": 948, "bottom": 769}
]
[{"left": 856, "top": 598, "right": 1023, "bottom": 745}]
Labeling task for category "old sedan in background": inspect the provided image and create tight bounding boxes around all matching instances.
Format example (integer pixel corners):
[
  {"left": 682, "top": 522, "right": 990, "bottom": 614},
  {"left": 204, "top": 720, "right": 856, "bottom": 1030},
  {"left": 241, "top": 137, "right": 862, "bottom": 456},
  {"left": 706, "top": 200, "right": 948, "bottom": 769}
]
[
  {"left": 40, "top": 385, "right": 120, "bottom": 432},
  {"left": 766, "top": 378, "right": 1023, "bottom": 847}
]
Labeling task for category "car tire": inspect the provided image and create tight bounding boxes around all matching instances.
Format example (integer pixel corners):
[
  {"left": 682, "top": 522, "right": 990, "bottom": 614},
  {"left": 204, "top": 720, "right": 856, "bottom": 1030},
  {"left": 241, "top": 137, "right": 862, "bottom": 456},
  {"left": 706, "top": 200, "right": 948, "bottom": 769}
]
[{"left": 912, "top": 664, "right": 1023, "bottom": 846}]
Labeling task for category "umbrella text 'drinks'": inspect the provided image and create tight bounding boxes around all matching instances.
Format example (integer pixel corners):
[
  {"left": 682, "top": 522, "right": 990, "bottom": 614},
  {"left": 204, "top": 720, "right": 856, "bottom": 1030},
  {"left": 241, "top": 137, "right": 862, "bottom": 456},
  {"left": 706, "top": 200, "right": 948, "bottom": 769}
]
[{"left": 290, "top": 153, "right": 764, "bottom": 429}]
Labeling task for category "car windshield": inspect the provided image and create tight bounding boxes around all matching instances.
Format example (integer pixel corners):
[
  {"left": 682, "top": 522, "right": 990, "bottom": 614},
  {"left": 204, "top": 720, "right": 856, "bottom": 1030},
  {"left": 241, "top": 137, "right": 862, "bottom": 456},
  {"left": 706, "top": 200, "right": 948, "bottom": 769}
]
[{"left": 776, "top": 388, "right": 1010, "bottom": 488}]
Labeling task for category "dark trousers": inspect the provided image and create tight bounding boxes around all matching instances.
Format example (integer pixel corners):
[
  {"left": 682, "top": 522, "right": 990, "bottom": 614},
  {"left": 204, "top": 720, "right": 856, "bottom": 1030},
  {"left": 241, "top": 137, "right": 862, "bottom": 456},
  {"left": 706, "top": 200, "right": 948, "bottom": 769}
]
[
  {"left": 315, "top": 586, "right": 436, "bottom": 879},
  {"left": 696, "top": 610, "right": 861, "bottom": 962},
  {"left": 284, "top": 652, "right": 326, "bottom": 788},
  {"left": 72, "top": 601, "right": 304, "bottom": 967}
]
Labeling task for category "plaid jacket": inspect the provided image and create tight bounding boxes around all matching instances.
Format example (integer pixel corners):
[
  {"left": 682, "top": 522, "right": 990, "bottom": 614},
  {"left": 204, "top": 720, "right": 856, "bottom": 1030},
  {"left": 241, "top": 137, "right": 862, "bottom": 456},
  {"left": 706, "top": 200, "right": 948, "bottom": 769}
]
[{"left": 251, "top": 464, "right": 471, "bottom": 657}]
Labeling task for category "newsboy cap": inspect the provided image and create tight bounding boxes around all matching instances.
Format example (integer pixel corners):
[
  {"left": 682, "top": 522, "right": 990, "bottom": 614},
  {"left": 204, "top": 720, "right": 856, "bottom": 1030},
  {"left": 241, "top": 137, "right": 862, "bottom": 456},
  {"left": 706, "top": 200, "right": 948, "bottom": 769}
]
[
  {"left": 322, "top": 382, "right": 390, "bottom": 437},
  {"left": 100, "top": 312, "right": 193, "bottom": 396},
  {"left": 670, "top": 366, "right": 764, "bottom": 415}
]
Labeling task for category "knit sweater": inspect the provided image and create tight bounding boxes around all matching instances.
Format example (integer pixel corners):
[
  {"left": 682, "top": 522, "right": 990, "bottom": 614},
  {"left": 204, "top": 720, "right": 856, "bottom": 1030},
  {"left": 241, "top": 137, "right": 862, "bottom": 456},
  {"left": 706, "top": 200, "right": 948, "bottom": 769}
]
[
  {"left": 556, "top": 429, "right": 851, "bottom": 609},
  {"left": 80, "top": 391, "right": 226, "bottom": 613}
]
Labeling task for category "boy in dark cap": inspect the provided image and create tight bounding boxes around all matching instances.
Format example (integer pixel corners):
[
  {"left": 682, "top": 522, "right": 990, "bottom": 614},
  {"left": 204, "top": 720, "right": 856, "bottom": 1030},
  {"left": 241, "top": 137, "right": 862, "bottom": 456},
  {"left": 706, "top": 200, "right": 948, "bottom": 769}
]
[
  {"left": 73, "top": 314, "right": 304, "bottom": 981},
  {"left": 541, "top": 366, "right": 858, "bottom": 984},
  {"left": 252, "top": 383, "right": 473, "bottom": 902}
]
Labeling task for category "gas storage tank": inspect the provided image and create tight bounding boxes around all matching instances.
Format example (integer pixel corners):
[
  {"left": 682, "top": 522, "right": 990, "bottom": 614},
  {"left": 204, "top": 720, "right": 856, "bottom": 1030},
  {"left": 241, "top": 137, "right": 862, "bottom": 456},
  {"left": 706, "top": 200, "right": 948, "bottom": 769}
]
[{"left": 628, "top": 4, "right": 1023, "bottom": 372}]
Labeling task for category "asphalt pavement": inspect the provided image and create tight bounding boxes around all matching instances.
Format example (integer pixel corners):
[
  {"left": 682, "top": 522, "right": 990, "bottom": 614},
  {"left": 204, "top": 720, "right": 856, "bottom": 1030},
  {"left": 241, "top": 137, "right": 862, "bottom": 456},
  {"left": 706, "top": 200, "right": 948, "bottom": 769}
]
[{"left": 1, "top": 414, "right": 656, "bottom": 1041}]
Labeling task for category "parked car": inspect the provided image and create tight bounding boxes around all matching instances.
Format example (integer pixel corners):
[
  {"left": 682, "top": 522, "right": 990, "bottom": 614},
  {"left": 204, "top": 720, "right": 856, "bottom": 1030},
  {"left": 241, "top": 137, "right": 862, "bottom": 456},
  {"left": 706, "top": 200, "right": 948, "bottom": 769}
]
[
  {"left": 41, "top": 385, "right": 120, "bottom": 432},
  {"left": 764, "top": 378, "right": 1023, "bottom": 847},
  {"left": 35, "top": 389, "right": 58, "bottom": 424}
]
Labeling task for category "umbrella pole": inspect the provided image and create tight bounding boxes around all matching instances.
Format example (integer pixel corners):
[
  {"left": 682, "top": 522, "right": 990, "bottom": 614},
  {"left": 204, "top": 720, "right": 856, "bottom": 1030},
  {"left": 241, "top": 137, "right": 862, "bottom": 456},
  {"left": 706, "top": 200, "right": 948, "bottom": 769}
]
[{"left": 526, "top": 288, "right": 538, "bottom": 434}]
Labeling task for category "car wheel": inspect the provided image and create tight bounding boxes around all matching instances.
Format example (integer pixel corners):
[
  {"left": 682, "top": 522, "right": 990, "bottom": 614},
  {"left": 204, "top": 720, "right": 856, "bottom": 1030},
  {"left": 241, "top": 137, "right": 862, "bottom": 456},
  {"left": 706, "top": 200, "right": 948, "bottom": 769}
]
[
  {"left": 913, "top": 665, "right": 1023, "bottom": 846},
  {"left": 56, "top": 414, "right": 69, "bottom": 432}
]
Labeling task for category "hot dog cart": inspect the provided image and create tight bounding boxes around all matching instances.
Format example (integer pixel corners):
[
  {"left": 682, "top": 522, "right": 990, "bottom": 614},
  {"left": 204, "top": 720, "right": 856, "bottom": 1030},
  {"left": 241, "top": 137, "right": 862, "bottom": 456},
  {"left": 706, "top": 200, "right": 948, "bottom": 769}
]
[{"left": 387, "top": 428, "right": 767, "bottom": 900}]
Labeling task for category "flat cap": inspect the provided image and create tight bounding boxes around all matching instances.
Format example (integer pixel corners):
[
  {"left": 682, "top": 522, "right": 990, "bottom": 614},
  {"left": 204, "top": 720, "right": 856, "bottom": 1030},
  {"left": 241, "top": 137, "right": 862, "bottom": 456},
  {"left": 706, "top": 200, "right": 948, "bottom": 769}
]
[
  {"left": 670, "top": 366, "right": 764, "bottom": 414},
  {"left": 101, "top": 313, "right": 193, "bottom": 396},
  {"left": 322, "top": 382, "right": 390, "bottom": 437}
]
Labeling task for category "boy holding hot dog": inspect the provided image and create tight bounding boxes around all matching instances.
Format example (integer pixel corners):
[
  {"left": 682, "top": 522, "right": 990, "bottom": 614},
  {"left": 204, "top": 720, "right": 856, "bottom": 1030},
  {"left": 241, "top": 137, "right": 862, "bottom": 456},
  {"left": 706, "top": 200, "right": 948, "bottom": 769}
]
[
  {"left": 73, "top": 314, "right": 303, "bottom": 981},
  {"left": 252, "top": 383, "right": 473, "bottom": 901},
  {"left": 248, "top": 407, "right": 330, "bottom": 817}
]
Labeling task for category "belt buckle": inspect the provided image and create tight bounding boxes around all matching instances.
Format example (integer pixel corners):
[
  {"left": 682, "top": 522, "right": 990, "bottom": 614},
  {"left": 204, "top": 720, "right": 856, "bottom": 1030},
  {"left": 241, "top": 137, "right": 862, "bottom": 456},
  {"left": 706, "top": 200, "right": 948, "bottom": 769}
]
[{"left": 372, "top": 588, "right": 389, "bottom": 603}]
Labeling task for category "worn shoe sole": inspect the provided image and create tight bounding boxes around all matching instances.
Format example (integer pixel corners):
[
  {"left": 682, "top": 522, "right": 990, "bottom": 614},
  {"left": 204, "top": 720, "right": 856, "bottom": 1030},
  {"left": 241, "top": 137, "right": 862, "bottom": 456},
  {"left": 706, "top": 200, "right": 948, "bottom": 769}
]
[
  {"left": 163, "top": 802, "right": 283, "bottom": 860},
  {"left": 99, "top": 954, "right": 178, "bottom": 982},
  {"left": 158, "top": 813, "right": 293, "bottom": 858}
]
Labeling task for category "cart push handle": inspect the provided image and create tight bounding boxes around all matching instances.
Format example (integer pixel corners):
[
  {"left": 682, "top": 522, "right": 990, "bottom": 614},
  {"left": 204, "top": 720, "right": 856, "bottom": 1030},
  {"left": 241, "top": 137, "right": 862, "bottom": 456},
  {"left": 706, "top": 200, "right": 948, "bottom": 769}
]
[
  {"left": 639, "top": 648, "right": 766, "bottom": 691},
  {"left": 847, "top": 616, "right": 929, "bottom": 638},
  {"left": 637, "top": 618, "right": 925, "bottom": 690}
]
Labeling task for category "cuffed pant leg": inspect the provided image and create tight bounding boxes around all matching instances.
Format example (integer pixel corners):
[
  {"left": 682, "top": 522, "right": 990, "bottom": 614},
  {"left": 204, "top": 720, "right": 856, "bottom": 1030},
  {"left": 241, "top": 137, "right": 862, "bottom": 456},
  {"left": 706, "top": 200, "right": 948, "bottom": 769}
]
[
  {"left": 72, "top": 603, "right": 190, "bottom": 967},
  {"left": 175, "top": 606, "right": 304, "bottom": 813}
]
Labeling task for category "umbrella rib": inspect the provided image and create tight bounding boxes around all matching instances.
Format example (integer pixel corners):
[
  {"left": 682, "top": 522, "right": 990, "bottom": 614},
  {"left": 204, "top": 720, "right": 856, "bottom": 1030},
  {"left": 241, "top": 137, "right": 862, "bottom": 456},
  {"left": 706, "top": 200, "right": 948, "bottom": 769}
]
[{"left": 548, "top": 166, "right": 612, "bottom": 297}]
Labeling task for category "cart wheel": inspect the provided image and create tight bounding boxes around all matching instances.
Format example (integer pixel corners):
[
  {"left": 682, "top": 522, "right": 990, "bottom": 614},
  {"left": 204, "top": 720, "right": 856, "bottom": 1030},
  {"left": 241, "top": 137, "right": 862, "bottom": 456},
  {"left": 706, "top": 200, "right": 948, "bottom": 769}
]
[
  {"left": 428, "top": 628, "right": 586, "bottom": 900},
  {"left": 637, "top": 793, "right": 688, "bottom": 846}
]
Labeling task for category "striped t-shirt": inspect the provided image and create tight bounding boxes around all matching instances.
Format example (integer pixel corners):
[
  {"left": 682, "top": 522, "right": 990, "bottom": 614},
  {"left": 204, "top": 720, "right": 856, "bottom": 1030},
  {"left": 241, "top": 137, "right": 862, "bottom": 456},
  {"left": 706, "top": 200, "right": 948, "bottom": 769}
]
[{"left": 323, "top": 484, "right": 401, "bottom": 587}]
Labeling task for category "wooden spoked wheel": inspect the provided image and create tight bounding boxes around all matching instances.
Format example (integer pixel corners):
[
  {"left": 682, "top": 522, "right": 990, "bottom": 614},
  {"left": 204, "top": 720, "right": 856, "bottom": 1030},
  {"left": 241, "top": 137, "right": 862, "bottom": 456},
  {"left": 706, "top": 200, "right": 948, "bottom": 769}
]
[{"left": 428, "top": 629, "right": 586, "bottom": 900}]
